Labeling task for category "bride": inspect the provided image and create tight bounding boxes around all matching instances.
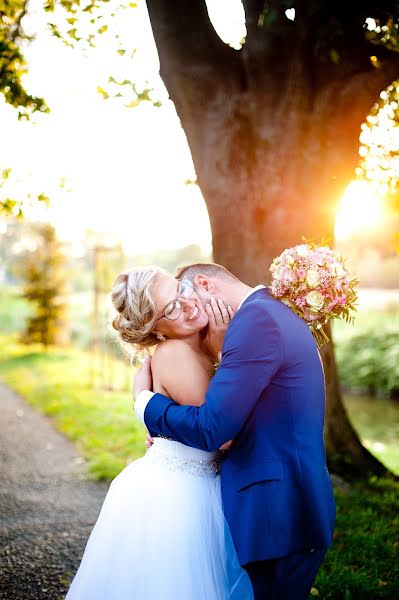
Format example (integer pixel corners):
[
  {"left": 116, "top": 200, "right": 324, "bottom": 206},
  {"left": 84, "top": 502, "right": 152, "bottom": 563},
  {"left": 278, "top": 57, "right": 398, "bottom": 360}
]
[{"left": 66, "top": 267, "right": 253, "bottom": 600}]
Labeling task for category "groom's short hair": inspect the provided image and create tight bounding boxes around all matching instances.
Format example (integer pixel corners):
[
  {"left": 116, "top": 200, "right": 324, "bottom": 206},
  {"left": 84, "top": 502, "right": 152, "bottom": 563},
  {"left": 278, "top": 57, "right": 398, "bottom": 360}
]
[{"left": 176, "top": 263, "right": 239, "bottom": 282}]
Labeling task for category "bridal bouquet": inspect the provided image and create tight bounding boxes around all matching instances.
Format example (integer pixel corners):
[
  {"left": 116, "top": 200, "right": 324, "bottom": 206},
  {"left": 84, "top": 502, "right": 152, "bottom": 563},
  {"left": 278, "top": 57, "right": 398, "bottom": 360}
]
[{"left": 269, "top": 243, "right": 358, "bottom": 348}]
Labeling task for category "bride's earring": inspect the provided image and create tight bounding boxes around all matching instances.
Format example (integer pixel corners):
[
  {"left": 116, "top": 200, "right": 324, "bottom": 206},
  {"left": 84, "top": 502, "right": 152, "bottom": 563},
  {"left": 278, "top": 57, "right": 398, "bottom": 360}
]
[{"left": 156, "top": 333, "right": 166, "bottom": 341}]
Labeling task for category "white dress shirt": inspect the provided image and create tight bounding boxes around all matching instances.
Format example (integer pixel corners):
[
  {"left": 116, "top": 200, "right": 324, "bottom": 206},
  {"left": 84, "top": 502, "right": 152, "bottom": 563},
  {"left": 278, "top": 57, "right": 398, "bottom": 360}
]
[{"left": 134, "top": 284, "right": 266, "bottom": 425}]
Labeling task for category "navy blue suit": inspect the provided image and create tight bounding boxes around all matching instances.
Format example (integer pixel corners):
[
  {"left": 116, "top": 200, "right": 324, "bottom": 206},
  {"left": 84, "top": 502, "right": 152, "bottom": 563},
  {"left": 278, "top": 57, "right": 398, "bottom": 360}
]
[{"left": 143, "top": 288, "right": 335, "bottom": 598}]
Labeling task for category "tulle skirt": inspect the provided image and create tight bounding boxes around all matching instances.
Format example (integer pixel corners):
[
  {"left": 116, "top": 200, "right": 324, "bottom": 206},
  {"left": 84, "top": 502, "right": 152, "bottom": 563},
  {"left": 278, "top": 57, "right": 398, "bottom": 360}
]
[{"left": 66, "top": 439, "right": 253, "bottom": 599}]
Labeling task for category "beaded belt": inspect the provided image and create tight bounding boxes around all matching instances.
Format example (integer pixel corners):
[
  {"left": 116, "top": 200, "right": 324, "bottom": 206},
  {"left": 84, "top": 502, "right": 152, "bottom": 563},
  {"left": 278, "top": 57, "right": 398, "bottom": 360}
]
[{"left": 147, "top": 448, "right": 220, "bottom": 478}]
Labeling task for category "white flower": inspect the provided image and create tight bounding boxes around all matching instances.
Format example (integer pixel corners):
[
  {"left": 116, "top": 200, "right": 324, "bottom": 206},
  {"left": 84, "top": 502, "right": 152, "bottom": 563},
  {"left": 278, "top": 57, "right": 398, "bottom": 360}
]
[
  {"left": 285, "top": 254, "right": 295, "bottom": 266},
  {"left": 306, "top": 269, "right": 320, "bottom": 288},
  {"left": 306, "top": 291, "right": 324, "bottom": 311},
  {"left": 296, "top": 244, "right": 310, "bottom": 257},
  {"left": 333, "top": 263, "right": 345, "bottom": 278}
]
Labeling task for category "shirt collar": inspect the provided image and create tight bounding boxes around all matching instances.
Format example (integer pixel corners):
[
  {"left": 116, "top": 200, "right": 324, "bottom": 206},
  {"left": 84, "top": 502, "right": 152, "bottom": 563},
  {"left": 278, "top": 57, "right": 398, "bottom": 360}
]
[{"left": 237, "top": 285, "right": 267, "bottom": 312}]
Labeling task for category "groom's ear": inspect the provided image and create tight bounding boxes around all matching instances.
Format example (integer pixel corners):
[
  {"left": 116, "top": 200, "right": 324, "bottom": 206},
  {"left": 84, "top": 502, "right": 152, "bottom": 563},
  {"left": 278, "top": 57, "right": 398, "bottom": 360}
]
[{"left": 194, "top": 274, "right": 216, "bottom": 293}]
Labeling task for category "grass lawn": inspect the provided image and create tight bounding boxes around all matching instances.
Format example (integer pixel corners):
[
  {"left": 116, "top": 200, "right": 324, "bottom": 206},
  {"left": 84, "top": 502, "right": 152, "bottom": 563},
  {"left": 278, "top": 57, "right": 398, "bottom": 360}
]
[
  {"left": 0, "top": 335, "right": 145, "bottom": 479},
  {"left": 314, "top": 478, "right": 399, "bottom": 599},
  {"left": 0, "top": 334, "right": 398, "bottom": 598}
]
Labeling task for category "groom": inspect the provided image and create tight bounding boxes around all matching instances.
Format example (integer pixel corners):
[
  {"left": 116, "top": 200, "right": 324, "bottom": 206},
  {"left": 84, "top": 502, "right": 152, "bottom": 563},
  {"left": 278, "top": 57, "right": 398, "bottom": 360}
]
[{"left": 134, "top": 263, "right": 336, "bottom": 599}]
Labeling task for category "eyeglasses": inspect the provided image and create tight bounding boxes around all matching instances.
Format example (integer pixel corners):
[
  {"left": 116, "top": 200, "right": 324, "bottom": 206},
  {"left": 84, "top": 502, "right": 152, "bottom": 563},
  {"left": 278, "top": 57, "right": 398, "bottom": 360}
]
[{"left": 156, "top": 278, "right": 194, "bottom": 321}]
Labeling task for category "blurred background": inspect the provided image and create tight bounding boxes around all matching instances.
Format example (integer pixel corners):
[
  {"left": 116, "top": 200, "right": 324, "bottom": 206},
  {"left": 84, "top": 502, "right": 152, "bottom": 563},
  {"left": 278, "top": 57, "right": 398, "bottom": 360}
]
[{"left": 1, "top": 1, "right": 398, "bottom": 598}]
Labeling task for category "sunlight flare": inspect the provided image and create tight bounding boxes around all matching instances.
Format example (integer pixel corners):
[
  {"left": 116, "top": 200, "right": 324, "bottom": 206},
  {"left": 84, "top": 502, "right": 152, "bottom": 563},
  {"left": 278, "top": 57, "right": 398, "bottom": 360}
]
[{"left": 334, "top": 180, "right": 384, "bottom": 241}]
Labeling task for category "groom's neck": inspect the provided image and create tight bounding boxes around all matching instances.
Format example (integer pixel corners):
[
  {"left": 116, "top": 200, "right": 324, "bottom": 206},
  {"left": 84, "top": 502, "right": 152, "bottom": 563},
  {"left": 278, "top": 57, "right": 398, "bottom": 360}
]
[{"left": 222, "top": 282, "right": 253, "bottom": 312}]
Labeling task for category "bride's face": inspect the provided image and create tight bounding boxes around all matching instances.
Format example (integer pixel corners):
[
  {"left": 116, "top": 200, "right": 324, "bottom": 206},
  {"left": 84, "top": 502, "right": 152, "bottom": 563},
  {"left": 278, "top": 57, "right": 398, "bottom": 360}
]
[{"left": 151, "top": 273, "right": 209, "bottom": 339}]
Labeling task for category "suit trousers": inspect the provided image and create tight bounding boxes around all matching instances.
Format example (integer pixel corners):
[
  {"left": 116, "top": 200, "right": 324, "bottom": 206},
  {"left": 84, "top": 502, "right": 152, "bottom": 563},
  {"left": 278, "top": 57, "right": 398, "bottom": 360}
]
[{"left": 244, "top": 548, "right": 327, "bottom": 600}]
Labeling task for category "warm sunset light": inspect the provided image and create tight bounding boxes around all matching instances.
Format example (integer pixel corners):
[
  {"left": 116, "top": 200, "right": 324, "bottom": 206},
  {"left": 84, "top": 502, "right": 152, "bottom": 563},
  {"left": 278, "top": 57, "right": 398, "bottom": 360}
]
[{"left": 335, "top": 180, "right": 384, "bottom": 241}]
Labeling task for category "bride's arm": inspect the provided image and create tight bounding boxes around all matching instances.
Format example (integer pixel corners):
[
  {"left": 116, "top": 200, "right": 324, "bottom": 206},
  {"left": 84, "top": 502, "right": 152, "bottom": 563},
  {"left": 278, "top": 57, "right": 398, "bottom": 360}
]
[
  {"left": 147, "top": 340, "right": 233, "bottom": 450},
  {"left": 151, "top": 339, "right": 210, "bottom": 407}
]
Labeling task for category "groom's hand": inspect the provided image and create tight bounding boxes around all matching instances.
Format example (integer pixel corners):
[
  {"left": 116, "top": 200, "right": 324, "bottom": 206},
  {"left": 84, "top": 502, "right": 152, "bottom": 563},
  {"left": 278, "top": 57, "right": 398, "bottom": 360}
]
[
  {"left": 133, "top": 356, "right": 153, "bottom": 400},
  {"left": 205, "top": 298, "right": 234, "bottom": 361}
]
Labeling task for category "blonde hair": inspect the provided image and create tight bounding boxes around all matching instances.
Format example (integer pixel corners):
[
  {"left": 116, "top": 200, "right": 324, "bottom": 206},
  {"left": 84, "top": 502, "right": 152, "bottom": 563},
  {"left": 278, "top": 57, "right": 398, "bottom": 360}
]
[{"left": 111, "top": 266, "right": 164, "bottom": 352}]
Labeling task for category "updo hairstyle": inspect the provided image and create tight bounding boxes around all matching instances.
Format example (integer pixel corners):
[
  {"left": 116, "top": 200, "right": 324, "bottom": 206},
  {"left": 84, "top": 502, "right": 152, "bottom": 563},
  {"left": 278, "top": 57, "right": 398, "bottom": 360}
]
[{"left": 111, "top": 266, "right": 164, "bottom": 352}]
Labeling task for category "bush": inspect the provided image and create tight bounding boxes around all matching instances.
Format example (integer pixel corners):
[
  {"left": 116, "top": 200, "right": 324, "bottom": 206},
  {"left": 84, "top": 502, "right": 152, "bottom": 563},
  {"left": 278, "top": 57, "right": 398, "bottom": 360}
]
[{"left": 336, "top": 326, "right": 399, "bottom": 398}]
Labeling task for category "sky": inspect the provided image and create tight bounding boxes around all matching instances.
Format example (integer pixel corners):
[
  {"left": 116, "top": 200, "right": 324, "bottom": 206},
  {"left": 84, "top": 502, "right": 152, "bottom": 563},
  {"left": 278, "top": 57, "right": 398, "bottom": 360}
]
[{"left": 0, "top": 0, "right": 246, "bottom": 255}]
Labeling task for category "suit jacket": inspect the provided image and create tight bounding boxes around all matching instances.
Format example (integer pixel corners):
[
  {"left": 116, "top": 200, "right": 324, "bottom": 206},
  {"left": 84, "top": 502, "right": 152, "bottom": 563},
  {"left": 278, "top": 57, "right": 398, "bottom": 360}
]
[{"left": 143, "top": 288, "right": 336, "bottom": 565}]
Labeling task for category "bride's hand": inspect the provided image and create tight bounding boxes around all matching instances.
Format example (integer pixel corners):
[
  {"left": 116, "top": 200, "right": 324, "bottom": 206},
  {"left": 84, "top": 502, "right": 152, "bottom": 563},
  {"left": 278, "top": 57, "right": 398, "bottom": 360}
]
[{"left": 205, "top": 298, "right": 234, "bottom": 361}]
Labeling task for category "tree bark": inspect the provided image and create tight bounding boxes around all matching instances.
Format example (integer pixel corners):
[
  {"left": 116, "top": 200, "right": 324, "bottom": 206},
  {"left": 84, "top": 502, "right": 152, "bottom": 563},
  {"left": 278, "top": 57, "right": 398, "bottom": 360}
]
[{"left": 146, "top": 0, "right": 399, "bottom": 477}]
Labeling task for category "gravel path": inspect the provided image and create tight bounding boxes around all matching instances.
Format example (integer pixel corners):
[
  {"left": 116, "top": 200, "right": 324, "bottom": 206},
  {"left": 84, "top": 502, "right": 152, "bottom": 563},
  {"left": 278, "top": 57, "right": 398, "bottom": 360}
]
[{"left": 0, "top": 381, "right": 109, "bottom": 600}]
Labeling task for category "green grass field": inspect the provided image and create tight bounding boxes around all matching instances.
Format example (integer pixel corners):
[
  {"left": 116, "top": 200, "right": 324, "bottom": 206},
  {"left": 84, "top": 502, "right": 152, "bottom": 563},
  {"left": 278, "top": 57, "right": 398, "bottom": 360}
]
[
  {"left": 0, "top": 335, "right": 145, "bottom": 479},
  {"left": 313, "top": 477, "right": 399, "bottom": 599}
]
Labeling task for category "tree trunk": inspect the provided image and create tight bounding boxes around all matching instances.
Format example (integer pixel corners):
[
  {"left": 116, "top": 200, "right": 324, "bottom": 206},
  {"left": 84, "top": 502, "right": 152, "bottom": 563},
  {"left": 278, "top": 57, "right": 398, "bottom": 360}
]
[{"left": 145, "top": 0, "right": 399, "bottom": 477}]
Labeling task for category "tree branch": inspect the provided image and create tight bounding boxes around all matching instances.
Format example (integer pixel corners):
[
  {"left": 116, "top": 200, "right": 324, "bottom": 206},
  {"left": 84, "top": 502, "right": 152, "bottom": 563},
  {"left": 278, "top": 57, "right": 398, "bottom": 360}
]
[
  {"left": 240, "top": 1, "right": 308, "bottom": 95},
  {"left": 241, "top": 0, "right": 267, "bottom": 40},
  {"left": 328, "top": 51, "right": 399, "bottom": 130},
  {"left": 241, "top": 0, "right": 296, "bottom": 61},
  {"left": 145, "top": 0, "right": 241, "bottom": 87}
]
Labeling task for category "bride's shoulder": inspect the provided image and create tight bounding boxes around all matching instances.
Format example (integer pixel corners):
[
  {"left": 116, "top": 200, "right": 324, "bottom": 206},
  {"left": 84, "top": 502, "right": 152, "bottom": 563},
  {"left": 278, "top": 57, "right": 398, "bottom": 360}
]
[
  {"left": 151, "top": 340, "right": 205, "bottom": 397},
  {"left": 152, "top": 339, "right": 195, "bottom": 365}
]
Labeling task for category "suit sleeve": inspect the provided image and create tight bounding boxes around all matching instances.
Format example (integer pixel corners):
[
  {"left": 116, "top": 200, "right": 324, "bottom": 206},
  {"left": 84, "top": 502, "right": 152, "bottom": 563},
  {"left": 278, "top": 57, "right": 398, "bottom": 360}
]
[{"left": 144, "top": 301, "right": 284, "bottom": 451}]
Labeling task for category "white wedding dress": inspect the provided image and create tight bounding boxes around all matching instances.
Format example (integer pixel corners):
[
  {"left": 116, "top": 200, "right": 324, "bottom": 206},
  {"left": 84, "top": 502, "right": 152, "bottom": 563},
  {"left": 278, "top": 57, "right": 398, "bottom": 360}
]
[{"left": 66, "top": 438, "right": 253, "bottom": 599}]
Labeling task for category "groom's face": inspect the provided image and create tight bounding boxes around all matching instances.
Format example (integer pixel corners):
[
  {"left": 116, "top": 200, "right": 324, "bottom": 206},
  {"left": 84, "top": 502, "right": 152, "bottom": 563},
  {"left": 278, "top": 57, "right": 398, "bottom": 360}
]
[
  {"left": 192, "top": 282, "right": 212, "bottom": 309},
  {"left": 188, "top": 277, "right": 228, "bottom": 320},
  {"left": 190, "top": 275, "right": 223, "bottom": 308}
]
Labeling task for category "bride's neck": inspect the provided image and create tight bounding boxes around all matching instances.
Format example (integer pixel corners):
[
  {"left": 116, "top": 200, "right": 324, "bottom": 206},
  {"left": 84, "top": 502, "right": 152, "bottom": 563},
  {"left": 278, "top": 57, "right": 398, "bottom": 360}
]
[
  {"left": 182, "top": 332, "right": 213, "bottom": 362},
  {"left": 182, "top": 332, "right": 202, "bottom": 352}
]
